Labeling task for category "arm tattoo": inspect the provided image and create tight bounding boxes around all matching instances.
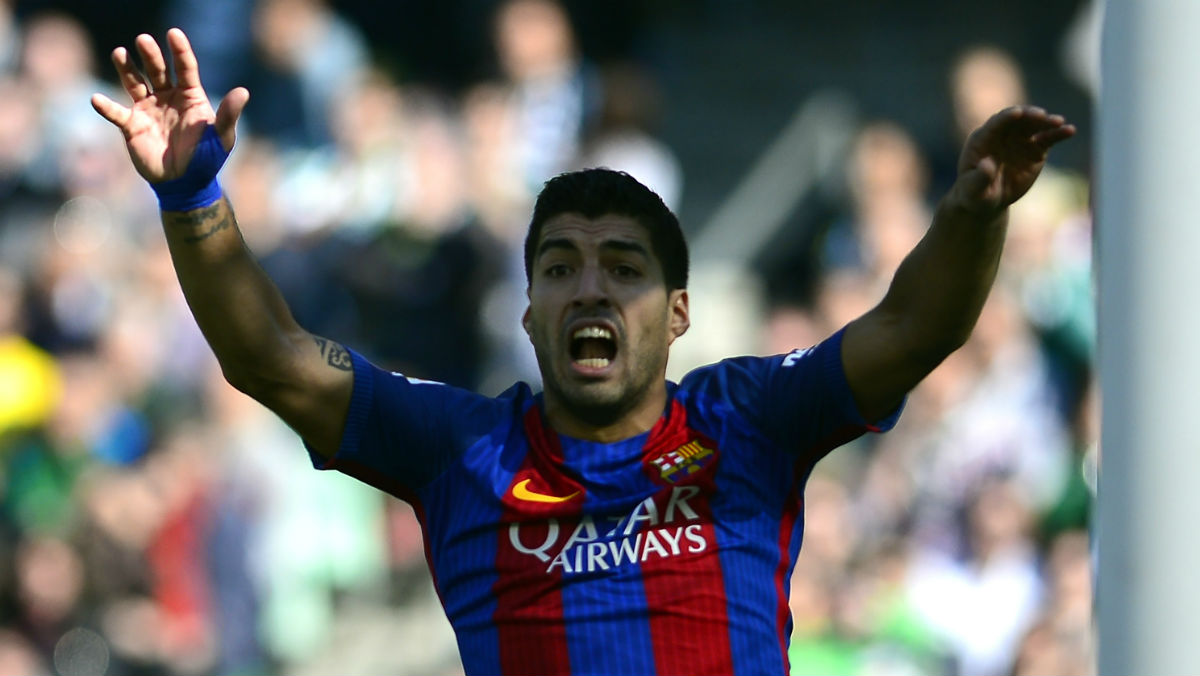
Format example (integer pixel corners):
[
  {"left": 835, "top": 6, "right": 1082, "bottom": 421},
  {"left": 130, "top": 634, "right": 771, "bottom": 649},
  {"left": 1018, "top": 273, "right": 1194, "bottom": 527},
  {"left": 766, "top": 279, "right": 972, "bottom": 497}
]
[
  {"left": 163, "top": 202, "right": 233, "bottom": 243},
  {"left": 313, "top": 337, "right": 353, "bottom": 371}
]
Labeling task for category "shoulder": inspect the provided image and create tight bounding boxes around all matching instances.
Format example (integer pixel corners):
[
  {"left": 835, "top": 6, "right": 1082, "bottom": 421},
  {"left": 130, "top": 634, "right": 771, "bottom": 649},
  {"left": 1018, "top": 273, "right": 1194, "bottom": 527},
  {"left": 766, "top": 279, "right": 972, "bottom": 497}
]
[
  {"left": 358, "top": 353, "right": 534, "bottom": 431},
  {"left": 677, "top": 341, "right": 834, "bottom": 398},
  {"left": 673, "top": 355, "right": 781, "bottom": 433},
  {"left": 672, "top": 331, "right": 857, "bottom": 435},
  {"left": 333, "top": 355, "right": 536, "bottom": 493},
  {"left": 679, "top": 355, "right": 776, "bottom": 393}
]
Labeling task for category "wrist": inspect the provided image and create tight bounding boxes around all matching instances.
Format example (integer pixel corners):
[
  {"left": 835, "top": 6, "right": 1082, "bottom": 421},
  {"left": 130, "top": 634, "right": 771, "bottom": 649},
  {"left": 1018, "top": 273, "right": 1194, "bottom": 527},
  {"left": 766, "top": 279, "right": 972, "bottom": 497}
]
[
  {"left": 941, "top": 185, "right": 1006, "bottom": 225},
  {"left": 151, "top": 125, "right": 229, "bottom": 212},
  {"left": 153, "top": 176, "right": 223, "bottom": 212}
]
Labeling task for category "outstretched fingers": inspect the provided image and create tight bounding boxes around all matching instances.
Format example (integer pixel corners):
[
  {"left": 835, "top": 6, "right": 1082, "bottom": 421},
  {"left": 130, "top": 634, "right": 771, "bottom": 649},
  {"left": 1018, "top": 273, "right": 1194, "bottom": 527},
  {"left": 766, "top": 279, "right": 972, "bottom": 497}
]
[
  {"left": 1008, "top": 108, "right": 1072, "bottom": 136},
  {"left": 977, "top": 106, "right": 1075, "bottom": 160},
  {"left": 214, "top": 87, "right": 250, "bottom": 151},
  {"left": 987, "top": 107, "right": 1044, "bottom": 137},
  {"left": 1032, "top": 123, "right": 1077, "bottom": 150},
  {"left": 135, "top": 33, "right": 171, "bottom": 92},
  {"left": 111, "top": 47, "right": 150, "bottom": 102},
  {"left": 166, "top": 28, "right": 203, "bottom": 90},
  {"left": 983, "top": 105, "right": 1028, "bottom": 130},
  {"left": 91, "top": 93, "right": 132, "bottom": 129}
]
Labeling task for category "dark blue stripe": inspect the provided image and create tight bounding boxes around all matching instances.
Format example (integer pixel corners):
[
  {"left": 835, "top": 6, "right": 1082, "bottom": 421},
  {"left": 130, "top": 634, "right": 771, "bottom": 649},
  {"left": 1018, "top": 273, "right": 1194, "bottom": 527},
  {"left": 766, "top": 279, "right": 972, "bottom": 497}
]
[
  {"left": 562, "top": 566, "right": 656, "bottom": 674},
  {"left": 712, "top": 491, "right": 789, "bottom": 675},
  {"left": 560, "top": 486, "right": 656, "bottom": 674},
  {"left": 699, "top": 410, "right": 795, "bottom": 676},
  {"left": 422, "top": 429, "right": 519, "bottom": 676}
]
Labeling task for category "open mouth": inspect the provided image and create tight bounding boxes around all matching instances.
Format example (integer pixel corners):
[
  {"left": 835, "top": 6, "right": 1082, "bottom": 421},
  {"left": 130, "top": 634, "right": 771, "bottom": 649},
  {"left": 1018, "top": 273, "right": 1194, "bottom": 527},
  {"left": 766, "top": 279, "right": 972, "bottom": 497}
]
[{"left": 569, "top": 325, "right": 617, "bottom": 369}]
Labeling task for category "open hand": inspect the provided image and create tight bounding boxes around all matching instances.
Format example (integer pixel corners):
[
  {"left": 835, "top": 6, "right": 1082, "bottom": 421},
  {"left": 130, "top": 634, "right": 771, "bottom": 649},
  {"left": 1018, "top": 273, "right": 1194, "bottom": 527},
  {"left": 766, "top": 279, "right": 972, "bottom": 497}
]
[
  {"left": 90, "top": 28, "right": 249, "bottom": 183},
  {"left": 951, "top": 106, "right": 1076, "bottom": 217}
]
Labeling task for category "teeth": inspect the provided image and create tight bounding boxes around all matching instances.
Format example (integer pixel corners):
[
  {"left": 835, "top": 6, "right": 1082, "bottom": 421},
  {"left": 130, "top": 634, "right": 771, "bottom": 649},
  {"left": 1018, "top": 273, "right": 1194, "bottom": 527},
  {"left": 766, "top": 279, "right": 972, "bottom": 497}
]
[
  {"left": 575, "top": 358, "right": 611, "bottom": 368},
  {"left": 572, "top": 326, "right": 613, "bottom": 340}
]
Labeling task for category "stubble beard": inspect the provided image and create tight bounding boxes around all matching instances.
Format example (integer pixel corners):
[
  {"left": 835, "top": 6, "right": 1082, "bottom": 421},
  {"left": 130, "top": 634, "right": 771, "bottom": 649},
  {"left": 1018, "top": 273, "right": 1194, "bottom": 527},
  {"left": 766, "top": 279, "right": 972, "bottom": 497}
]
[{"left": 548, "top": 380, "right": 632, "bottom": 428}]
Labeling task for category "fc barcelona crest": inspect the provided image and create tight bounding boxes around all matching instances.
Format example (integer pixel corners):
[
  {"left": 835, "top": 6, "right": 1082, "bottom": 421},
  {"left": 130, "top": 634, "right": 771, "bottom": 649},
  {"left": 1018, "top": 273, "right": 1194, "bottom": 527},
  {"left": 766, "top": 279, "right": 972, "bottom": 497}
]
[{"left": 650, "top": 440, "right": 716, "bottom": 483}]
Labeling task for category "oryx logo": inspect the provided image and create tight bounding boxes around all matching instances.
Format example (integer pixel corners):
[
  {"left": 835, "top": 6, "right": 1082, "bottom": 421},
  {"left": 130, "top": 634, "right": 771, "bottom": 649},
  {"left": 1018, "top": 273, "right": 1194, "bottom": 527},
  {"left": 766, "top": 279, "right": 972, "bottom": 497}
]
[{"left": 650, "top": 439, "right": 716, "bottom": 483}]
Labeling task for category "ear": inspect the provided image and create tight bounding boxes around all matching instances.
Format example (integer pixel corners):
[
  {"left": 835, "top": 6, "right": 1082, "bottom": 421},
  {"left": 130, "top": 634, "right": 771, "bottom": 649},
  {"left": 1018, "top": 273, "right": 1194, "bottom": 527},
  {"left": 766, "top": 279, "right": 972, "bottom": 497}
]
[
  {"left": 521, "top": 301, "right": 532, "bottom": 338},
  {"left": 667, "top": 289, "right": 690, "bottom": 345}
]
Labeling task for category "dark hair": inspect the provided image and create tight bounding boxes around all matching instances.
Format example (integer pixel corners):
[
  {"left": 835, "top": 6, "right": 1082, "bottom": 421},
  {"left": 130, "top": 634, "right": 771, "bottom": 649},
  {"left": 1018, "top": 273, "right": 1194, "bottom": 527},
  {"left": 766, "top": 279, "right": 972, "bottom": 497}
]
[{"left": 524, "top": 168, "right": 689, "bottom": 290}]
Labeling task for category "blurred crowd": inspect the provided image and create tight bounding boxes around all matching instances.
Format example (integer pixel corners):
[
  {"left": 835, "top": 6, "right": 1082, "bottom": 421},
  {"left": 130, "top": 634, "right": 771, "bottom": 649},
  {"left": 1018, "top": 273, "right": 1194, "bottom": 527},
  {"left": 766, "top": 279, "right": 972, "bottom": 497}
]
[
  {"left": 760, "top": 44, "right": 1096, "bottom": 676},
  {"left": 0, "top": 0, "right": 1094, "bottom": 675}
]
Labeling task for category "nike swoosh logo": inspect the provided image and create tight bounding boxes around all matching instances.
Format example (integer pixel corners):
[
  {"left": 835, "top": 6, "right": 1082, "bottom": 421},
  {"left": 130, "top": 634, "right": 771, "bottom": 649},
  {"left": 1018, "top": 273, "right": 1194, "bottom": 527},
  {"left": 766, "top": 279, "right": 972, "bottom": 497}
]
[{"left": 512, "top": 478, "right": 580, "bottom": 504}]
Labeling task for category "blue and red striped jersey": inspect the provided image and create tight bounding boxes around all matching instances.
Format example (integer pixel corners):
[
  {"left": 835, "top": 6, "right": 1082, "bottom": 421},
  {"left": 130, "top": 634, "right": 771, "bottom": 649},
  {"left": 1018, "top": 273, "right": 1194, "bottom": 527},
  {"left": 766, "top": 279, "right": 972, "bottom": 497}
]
[{"left": 311, "top": 329, "right": 899, "bottom": 675}]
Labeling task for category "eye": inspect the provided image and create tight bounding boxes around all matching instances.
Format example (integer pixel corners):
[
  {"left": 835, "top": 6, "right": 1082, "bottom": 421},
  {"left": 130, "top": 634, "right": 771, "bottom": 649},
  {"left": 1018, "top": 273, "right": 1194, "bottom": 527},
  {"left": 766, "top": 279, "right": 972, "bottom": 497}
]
[
  {"left": 613, "top": 264, "right": 641, "bottom": 278},
  {"left": 545, "top": 263, "right": 571, "bottom": 278}
]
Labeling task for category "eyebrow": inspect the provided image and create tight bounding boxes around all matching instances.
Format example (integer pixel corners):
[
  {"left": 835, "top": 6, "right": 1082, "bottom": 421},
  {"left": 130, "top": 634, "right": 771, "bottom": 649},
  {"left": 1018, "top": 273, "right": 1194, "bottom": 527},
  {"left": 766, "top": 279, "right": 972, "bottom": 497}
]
[
  {"left": 536, "top": 237, "right": 577, "bottom": 259},
  {"left": 601, "top": 240, "right": 651, "bottom": 258},
  {"left": 536, "top": 237, "right": 651, "bottom": 260}
]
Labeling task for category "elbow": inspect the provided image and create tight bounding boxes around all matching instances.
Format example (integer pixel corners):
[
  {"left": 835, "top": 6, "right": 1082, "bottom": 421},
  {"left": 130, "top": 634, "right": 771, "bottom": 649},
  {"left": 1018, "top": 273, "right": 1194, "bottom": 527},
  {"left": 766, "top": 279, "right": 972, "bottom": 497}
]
[
  {"left": 215, "top": 329, "right": 309, "bottom": 403},
  {"left": 220, "top": 363, "right": 298, "bottom": 412},
  {"left": 218, "top": 351, "right": 293, "bottom": 404},
  {"left": 901, "top": 321, "right": 974, "bottom": 371},
  {"left": 940, "top": 323, "right": 975, "bottom": 356},
  {"left": 220, "top": 361, "right": 268, "bottom": 400}
]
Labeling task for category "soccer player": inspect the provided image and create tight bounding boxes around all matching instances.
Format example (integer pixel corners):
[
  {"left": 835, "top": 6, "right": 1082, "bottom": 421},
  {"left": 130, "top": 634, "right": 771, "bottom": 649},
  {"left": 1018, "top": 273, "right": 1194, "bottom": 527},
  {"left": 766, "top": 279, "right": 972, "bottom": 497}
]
[{"left": 91, "top": 29, "right": 1074, "bottom": 676}]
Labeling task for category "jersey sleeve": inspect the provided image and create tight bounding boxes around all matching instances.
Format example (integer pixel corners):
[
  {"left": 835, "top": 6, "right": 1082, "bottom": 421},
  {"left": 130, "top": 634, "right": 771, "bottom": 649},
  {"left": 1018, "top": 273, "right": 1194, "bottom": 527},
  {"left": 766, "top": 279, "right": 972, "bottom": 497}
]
[
  {"left": 305, "top": 349, "right": 502, "bottom": 498},
  {"left": 686, "top": 328, "right": 903, "bottom": 464}
]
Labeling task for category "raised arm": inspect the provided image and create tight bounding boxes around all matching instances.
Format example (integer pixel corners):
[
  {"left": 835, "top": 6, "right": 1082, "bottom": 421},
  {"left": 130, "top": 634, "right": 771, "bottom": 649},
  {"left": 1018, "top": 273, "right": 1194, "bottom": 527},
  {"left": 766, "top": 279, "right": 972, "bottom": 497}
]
[
  {"left": 91, "top": 28, "right": 352, "bottom": 457},
  {"left": 841, "top": 106, "right": 1075, "bottom": 421}
]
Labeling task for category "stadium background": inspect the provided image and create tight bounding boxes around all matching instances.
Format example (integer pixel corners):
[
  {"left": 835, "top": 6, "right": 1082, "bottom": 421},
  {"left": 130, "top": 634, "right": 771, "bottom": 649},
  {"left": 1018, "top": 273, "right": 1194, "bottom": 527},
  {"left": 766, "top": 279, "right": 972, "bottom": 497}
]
[{"left": 0, "top": 0, "right": 1096, "bottom": 674}]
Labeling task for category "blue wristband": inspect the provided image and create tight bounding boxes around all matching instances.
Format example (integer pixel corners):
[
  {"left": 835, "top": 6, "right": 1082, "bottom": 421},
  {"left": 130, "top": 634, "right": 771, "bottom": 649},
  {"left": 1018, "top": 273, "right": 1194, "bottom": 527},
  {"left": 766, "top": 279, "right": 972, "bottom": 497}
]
[{"left": 151, "top": 125, "right": 229, "bottom": 212}]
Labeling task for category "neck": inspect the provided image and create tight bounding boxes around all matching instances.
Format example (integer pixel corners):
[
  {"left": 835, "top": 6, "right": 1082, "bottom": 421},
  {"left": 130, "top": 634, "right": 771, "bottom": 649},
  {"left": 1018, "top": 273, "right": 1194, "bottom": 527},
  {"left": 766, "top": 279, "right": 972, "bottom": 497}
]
[{"left": 541, "top": 380, "right": 669, "bottom": 443}]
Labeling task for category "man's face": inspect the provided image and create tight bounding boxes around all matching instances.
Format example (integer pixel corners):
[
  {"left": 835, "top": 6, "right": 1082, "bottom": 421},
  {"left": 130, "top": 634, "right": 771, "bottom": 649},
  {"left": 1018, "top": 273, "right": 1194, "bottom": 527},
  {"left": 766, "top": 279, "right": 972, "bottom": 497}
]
[{"left": 523, "top": 212, "right": 689, "bottom": 426}]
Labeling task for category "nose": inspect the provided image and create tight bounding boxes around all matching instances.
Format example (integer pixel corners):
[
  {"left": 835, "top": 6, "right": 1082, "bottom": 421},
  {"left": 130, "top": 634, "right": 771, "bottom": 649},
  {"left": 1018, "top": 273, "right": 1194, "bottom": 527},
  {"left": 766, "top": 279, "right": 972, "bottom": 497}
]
[{"left": 571, "top": 263, "right": 610, "bottom": 307}]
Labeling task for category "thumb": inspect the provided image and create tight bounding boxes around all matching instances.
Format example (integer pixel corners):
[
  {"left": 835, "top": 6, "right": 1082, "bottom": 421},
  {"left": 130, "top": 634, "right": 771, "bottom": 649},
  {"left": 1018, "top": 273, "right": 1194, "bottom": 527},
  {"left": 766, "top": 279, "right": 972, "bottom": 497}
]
[
  {"left": 214, "top": 87, "right": 250, "bottom": 152},
  {"left": 956, "top": 156, "right": 998, "bottom": 203}
]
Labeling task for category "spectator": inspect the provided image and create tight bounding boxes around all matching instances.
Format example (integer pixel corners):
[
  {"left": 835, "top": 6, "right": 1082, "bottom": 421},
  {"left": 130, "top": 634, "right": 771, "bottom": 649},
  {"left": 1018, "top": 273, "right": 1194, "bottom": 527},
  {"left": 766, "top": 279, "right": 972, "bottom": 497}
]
[
  {"left": 18, "top": 12, "right": 117, "bottom": 194},
  {"left": 250, "top": 0, "right": 369, "bottom": 147},
  {"left": 493, "top": 0, "right": 600, "bottom": 192},
  {"left": 332, "top": 99, "right": 504, "bottom": 388},
  {"left": 821, "top": 121, "right": 932, "bottom": 284},
  {"left": 575, "top": 63, "right": 682, "bottom": 212},
  {"left": 906, "top": 477, "right": 1044, "bottom": 676}
]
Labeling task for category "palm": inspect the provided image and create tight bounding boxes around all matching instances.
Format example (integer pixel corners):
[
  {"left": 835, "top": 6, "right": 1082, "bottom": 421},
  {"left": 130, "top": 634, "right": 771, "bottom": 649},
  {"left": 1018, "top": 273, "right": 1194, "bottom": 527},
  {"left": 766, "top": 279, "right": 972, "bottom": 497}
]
[{"left": 123, "top": 86, "right": 215, "bottom": 181}]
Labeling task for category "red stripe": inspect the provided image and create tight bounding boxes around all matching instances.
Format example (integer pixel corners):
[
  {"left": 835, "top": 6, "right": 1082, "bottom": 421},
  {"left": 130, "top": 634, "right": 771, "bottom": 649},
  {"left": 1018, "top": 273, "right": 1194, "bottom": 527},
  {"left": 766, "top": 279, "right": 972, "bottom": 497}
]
[
  {"left": 640, "top": 402, "right": 734, "bottom": 674},
  {"left": 641, "top": 519, "right": 734, "bottom": 674},
  {"left": 639, "top": 401, "right": 693, "bottom": 468},
  {"left": 775, "top": 480, "right": 802, "bottom": 673},
  {"left": 492, "top": 406, "right": 584, "bottom": 675},
  {"left": 494, "top": 515, "right": 573, "bottom": 675}
]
